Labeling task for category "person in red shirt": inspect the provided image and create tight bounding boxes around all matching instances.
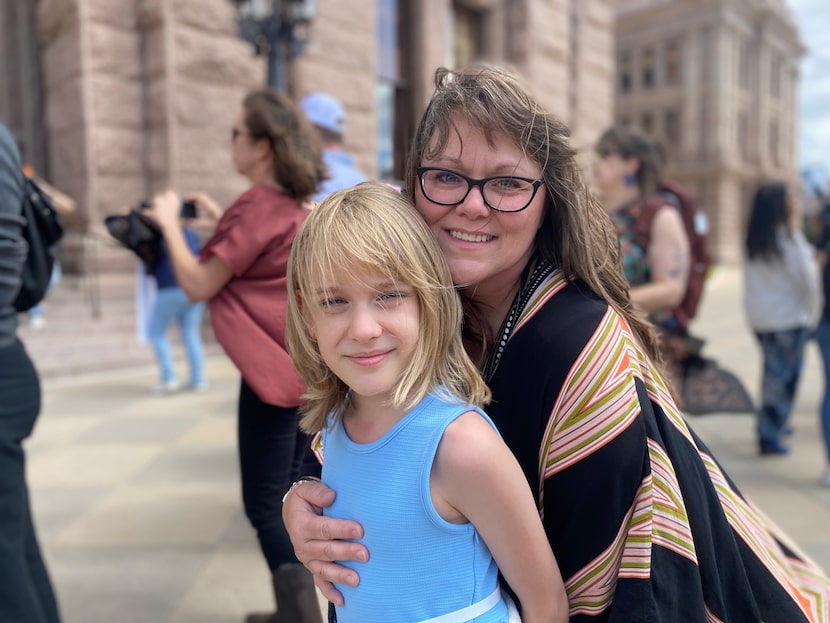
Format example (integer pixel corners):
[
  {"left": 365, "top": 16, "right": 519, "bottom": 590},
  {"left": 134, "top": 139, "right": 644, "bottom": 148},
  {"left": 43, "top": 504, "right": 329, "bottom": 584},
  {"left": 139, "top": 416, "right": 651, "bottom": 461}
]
[{"left": 150, "top": 89, "right": 327, "bottom": 623}]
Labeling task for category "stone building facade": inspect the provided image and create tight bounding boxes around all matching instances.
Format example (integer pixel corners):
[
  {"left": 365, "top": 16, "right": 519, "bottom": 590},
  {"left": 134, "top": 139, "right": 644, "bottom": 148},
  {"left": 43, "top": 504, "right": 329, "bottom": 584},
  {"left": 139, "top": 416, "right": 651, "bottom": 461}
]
[
  {"left": 1, "top": 0, "right": 615, "bottom": 274},
  {"left": 613, "top": 0, "right": 804, "bottom": 263}
]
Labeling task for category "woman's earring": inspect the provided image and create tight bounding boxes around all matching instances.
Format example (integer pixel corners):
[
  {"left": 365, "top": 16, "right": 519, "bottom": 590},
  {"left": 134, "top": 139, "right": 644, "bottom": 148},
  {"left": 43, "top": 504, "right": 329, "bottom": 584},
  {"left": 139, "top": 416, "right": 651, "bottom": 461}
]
[{"left": 623, "top": 173, "right": 637, "bottom": 187}]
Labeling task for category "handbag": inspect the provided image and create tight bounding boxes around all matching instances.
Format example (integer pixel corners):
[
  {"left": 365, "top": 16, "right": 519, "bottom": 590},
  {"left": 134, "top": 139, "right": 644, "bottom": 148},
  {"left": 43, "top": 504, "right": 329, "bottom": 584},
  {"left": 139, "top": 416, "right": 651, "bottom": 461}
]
[
  {"left": 681, "top": 355, "right": 755, "bottom": 415},
  {"left": 104, "top": 209, "right": 163, "bottom": 273},
  {"left": 14, "top": 176, "right": 64, "bottom": 312}
]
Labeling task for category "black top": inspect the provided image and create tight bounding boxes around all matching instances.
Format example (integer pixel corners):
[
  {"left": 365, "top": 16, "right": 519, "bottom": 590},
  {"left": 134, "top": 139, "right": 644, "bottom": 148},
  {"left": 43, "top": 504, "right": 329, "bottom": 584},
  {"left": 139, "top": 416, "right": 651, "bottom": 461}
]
[
  {"left": 484, "top": 261, "right": 829, "bottom": 621},
  {"left": 0, "top": 123, "right": 25, "bottom": 347}
]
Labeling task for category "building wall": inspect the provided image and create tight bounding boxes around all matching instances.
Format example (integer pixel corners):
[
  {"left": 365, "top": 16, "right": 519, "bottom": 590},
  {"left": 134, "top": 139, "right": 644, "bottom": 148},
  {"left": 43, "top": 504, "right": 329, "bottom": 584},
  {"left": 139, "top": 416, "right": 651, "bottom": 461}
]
[
  {"left": 7, "top": 0, "right": 613, "bottom": 271},
  {"left": 292, "top": 0, "right": 379, "bottom": 178},
  {"left": 295, "top": 0, "right": 614, "bottom": 181},
  {"left": 33, "top": 0, "right": 261, "bottom": 246},
  {"left": 613, "top": 0, "right": 803, "bottom": 264},
  {"left": 13, "top": 0, "right": 801, "bottom": 269}
]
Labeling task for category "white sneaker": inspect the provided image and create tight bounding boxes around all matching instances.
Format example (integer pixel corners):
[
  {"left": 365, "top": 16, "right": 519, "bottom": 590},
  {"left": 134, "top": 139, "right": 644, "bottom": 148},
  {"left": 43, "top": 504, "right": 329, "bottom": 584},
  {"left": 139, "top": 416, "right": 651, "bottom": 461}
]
[
  {"left": 821, "top": 467, "right": 830, "bottom": 488},
  {"left": 29, "top": 315, "right": 46, "bottom": 331},
  {"left": 151, "top": 379, "right": 180, "bottom": 395},
  {"left": 188, "top": 382, "right": 208, "bottom": 393}
]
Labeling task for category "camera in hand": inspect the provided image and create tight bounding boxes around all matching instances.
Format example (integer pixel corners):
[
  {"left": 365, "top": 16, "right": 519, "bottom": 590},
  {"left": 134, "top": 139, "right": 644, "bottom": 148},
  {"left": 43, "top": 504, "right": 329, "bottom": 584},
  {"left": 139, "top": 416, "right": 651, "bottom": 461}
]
[
  {"left": 138, "top": 198, "right": 197, "bottom": 219},
  {"left": 180, "top": 200, "right": 197, "bottom": 219}
]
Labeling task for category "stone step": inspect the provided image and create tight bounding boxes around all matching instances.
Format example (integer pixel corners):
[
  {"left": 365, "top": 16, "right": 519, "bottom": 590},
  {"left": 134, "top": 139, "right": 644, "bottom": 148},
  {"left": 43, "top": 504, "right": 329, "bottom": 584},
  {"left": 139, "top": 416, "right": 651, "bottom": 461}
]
[{"left": 18, "top": 272, "right": 222, "bottom": 378}]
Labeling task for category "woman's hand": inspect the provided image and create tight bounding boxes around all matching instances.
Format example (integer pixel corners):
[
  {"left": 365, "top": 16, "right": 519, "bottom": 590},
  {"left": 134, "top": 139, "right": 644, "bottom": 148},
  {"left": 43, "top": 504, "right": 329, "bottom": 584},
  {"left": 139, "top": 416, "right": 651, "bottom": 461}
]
[
  {"left": 180, "top": 192, "right": 223, "bottom": 230},
  {"left": 148, "top": 189, "right": 182, "bottom": 233},
  {"left": 282, "top": 480, "right": 369, "bottom": 605}
]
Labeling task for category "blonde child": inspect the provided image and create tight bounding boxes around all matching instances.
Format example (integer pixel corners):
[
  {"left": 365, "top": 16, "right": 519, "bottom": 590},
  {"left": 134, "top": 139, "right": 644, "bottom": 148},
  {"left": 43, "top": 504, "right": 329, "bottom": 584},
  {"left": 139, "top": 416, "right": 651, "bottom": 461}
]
[{"left": 285, "top": 182, "right": 567, "bottom": 623}]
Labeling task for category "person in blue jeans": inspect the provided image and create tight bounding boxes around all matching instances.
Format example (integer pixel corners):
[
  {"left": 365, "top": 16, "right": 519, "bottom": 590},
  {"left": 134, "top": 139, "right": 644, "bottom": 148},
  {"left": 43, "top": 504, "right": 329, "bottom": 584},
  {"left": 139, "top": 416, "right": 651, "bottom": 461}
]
[
  {"left": 815, "top": 200, "right": 830, "bottom": 487},
  {"left": 26, "top": 262, "right": 61, "bottom": 330},
  {"left": 743, "top": 182, "right": 821, "bottom": 456},
  {"left": 148, "top": 227, "right": 206, "bottom": 394}
]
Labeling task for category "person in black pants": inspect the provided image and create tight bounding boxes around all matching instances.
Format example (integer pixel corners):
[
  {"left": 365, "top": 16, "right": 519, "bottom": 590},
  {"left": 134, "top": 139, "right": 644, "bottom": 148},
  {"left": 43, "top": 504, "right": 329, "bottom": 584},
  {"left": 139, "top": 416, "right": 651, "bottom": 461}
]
[
  {"left": 149, "top": 91, "right": 326, "bottom": 623},
  {"left": 0, "top": 122, "right": 61, "bottom": 622}
]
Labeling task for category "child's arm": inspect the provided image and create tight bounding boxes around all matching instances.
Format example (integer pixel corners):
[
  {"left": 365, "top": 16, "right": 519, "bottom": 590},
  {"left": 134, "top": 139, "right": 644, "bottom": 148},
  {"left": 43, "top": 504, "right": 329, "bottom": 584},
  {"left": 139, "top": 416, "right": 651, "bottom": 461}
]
[{"left": 431, "top": 411, "right": 569, "bottom": 623}]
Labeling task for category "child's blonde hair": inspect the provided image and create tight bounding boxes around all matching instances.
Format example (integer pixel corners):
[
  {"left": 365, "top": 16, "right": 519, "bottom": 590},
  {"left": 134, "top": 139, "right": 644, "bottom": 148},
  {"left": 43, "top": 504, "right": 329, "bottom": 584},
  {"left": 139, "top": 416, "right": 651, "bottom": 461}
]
[{"left": 286, "top": 181, "right": 491, "bottom": 433}]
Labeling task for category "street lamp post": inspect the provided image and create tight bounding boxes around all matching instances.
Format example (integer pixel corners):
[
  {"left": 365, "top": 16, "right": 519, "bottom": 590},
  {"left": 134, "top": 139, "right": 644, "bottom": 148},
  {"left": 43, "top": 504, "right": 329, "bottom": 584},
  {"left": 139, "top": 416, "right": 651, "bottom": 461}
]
[{"left": 230, "top": 0, "right": 317, "bottom": 91}]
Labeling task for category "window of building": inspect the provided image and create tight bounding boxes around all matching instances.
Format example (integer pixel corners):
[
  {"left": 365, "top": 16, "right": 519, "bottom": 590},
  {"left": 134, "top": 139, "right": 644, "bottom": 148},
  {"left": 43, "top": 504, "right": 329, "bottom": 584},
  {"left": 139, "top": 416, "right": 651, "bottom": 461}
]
[
  {"left": 453, "top": 3, "right": 485, "bottom": 68},
  {"left": 665, "top": 41, "right": 681, "bottom": 85},
  {"left": 641, "top": 112, "right": 654, "bottom": 135},
  {"left": 737, "top": 111, "right": 749, "bottom": 161},
  {"left": 770, "top": 55, "right": 781, "bottom": 98},
  {"left": 738, "top": 41, "right": 751, "bottom": 89},
  {"left": 769, "top": 118, "right": 779, "bottom": 164},
  {"left": 642, "top": 47, "right": 655, "bottom": 88},
  {"left": 619, "top": 51, "right": 632, "bottom": 92},
  {"left": 376, "top": 0, "right": 413, "bottom": 181},
  {"left": 664, "top": 108, "right": 680, "bottom": 146}
]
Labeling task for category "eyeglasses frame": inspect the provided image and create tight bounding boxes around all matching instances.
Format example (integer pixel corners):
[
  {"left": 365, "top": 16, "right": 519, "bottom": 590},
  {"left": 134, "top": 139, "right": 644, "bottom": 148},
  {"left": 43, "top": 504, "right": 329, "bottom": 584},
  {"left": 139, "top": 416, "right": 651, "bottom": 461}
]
[{"left": 416, "top": 166, "right": 544, "bottom": 213}]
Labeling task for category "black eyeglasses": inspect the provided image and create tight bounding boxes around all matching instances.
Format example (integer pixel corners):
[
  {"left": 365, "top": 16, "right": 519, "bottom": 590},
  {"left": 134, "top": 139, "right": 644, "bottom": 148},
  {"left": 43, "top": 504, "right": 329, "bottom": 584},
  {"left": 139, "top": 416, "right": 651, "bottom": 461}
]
[
  {"left": 595, "top": 146, "right": 621, "bottom": 159},
  {"left": 417, "top": 167, "right": 544, "bottom": 213}
]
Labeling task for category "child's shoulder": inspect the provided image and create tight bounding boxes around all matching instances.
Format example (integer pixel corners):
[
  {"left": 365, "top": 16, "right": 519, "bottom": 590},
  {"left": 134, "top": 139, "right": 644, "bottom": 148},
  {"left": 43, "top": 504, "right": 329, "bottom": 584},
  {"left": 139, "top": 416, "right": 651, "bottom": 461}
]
[{"left": 439, "top": 409, "right": 500, "bottom": 454}]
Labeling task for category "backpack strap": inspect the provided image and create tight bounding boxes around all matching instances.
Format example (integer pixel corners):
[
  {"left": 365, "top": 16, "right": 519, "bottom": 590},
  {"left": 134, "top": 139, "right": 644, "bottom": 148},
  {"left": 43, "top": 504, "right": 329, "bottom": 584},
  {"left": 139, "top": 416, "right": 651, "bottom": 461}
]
[{"left": 631, "top": 193, "right": 673, "bottom": 252}]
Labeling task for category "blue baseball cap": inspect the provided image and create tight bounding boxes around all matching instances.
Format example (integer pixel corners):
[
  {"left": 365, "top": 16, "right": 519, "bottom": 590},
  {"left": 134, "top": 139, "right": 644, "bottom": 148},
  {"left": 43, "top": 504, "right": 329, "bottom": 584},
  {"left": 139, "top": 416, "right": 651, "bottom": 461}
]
[{"left": 300, "top": 93, "right": 346, "bottom": 134}]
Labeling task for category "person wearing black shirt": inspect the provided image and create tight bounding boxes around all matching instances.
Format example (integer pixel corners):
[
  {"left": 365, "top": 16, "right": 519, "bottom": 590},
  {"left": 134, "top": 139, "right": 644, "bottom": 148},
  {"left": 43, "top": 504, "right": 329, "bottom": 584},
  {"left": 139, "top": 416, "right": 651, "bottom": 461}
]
[{"left": 0, "top": 122, "right": 61, "bottom": 621}]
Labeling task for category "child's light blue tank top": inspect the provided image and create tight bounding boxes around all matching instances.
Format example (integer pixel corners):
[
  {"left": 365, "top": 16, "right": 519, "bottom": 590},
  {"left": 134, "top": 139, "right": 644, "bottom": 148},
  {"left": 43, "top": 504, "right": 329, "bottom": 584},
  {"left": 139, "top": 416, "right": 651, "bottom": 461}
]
[{"left": 322, "top": 390, "right": 509, "bottom": 623}]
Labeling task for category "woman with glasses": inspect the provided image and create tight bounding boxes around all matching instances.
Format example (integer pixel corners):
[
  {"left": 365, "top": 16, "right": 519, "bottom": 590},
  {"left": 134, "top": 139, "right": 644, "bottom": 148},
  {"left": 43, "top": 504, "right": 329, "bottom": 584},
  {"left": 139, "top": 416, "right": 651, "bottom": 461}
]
[
  {"left": 150, "top": 90, "right": 326, "bottom": 623},
  {"left": 283, "top": 66, "right": 830, "bottom": 621}
]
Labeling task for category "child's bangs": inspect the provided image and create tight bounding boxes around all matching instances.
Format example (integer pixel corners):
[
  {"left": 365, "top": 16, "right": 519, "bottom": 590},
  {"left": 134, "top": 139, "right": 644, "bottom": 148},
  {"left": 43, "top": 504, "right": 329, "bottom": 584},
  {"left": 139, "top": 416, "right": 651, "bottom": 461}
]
[{"left": 302, "top": 219, "right": 416, "bottom": 294}]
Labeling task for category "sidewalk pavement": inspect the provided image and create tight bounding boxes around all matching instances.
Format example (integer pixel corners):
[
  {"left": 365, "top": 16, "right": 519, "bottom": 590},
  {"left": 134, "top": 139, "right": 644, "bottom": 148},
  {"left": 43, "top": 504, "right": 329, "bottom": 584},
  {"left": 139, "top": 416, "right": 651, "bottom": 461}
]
[{"left": 26, "top": 266, "right": 830, "bottom": 623}]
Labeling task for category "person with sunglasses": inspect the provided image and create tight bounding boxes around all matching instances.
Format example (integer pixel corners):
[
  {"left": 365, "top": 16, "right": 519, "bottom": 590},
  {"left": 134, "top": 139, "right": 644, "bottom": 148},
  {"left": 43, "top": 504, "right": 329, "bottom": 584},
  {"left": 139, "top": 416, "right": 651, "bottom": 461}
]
[
  {"left": 150, "top": 90, "right": 327, "bottom": 623},
  {"left": 283, "top": 66, "right": 830, "bottom": 622},
  {"left": 592, "top": 128, "right": 690, "bottom": 335},
  {"left": 0, "top": 121, "right": 62, "bottom": 623}
]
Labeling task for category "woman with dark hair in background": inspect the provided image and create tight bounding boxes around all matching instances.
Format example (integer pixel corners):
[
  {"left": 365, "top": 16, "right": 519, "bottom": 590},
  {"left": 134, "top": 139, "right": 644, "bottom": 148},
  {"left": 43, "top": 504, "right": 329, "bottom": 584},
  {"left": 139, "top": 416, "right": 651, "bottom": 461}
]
[
  {"left": 0, "top": 122, "right": 61, "bottom": 622},
  {"left": 150, "top": 89, "right": 326, "bottom": 623},
  {"left": 743, "top": 182, "right": 821, "bottom": 457}
]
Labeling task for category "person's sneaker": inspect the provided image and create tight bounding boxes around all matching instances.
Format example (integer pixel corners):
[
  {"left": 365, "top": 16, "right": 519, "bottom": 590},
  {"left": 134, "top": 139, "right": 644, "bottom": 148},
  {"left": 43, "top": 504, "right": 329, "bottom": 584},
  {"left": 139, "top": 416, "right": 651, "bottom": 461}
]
[
  {"left": 188, "top": 382, "right": 208, "bottom": 393},
  {"left": 759, "top": 439, "right": 789, "bottom": 456},
  {"left": 151, "top": 379, "right": 180, "bottom": 395},
  {"left": 29, "top": 315, "right": 46, "bottom": 331}
]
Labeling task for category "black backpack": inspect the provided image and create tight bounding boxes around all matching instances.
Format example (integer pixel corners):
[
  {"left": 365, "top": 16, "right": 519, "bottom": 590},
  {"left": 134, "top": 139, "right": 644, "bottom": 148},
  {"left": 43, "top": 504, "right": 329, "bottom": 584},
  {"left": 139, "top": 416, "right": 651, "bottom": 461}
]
[{"left": 14, "top": 176, "right": 64, "bottom": 312}]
